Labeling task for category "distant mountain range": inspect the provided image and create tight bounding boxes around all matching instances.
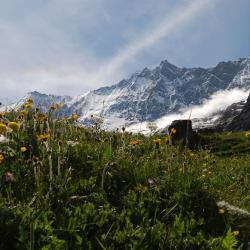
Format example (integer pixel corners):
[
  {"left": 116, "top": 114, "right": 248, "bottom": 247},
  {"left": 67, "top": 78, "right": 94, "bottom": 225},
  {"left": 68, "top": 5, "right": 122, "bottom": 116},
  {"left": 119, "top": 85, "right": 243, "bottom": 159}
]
[{"left": 3, "top": 56, "right": 250, "bottom": 131}]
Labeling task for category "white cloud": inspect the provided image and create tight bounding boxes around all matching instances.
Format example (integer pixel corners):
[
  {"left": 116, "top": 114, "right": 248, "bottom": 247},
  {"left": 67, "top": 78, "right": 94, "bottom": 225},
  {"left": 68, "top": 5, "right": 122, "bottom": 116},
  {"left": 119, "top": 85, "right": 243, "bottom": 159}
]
[
  {"left": 128, "top": 88, "right": 249, "bottom": 133},
  {"left": 92, "top": 0, "right": 219, "bottom": 84},
  {"left": 0, "top": 0, "right": 221, "bottom": 102}
]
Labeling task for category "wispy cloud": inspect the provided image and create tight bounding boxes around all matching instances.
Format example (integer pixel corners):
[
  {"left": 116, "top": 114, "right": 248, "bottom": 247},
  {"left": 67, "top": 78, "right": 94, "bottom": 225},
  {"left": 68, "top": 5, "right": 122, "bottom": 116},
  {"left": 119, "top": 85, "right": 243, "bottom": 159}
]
[{"left": 92, "top": 0, "right": 219, "bottom": 83}]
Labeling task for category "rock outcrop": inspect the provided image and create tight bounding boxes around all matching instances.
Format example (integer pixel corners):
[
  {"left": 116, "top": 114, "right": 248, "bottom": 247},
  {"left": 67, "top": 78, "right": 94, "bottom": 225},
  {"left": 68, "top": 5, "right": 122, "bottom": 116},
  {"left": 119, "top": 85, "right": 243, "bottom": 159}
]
[{"left": 168, "top": 120, "right": 201, "bottom": 149}]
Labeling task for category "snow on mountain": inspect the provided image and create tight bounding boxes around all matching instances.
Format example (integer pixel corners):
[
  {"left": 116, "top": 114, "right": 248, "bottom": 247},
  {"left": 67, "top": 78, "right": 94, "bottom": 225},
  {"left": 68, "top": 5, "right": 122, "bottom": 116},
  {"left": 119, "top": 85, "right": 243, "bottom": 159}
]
[
  {"left": 67, "top": 57, "right": 250, "bottom": 129},
  {"left": 3, "top": 56, "right": 250, "bottom": 131},
  {"left": 1, "top": 91, "right": 72, "bottom": 113}
]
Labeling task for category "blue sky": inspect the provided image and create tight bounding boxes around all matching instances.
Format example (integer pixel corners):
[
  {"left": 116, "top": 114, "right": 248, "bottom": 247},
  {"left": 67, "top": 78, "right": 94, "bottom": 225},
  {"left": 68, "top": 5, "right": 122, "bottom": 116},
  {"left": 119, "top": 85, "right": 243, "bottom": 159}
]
[{"left": 0, "top": 0, "right": 250, "bottom": 102}]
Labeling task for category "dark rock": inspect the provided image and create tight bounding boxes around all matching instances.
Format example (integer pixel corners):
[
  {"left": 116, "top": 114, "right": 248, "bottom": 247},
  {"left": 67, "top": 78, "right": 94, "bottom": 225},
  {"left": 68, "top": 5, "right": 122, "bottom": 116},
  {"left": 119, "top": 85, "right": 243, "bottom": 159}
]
[
  {"left": 168, "top": 120, "right": 201, "bottom": 149},
  {"left": 225, "top": 93, "right": 250, "bottom": 131}
]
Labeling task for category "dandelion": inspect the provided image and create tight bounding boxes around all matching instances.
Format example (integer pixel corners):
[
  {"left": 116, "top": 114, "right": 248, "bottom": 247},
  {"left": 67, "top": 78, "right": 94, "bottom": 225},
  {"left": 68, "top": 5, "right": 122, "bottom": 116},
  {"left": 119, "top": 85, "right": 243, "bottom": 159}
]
[
  {"left": 37, "top": 133, "right": 50, "bottom": 141},
  {"left": 153, "top": 139, "right": 161, "bottom": 146},
  {"left": 71, "top": 113, "right": 79, "bottom": 121},
  {"left": 0, "top": 123, "right": 7, "bottom": 134},
  {"left": 129, "top": 140, "right": 140, "bottom": 146},
  {"left": 50, "top": 103, "right": 60, "bottom": 111},
  {"left": 0, "top": 154, "right": 4, "bottom": 163},
  {"left": 218, "top": 208, "right": 225, "bottom": 214},
  {"left": 20, "top": 110, "right": 28, "bottom": 117},
  {"left": 21, "top": 146, "right": 27, "bottom": 153},
  {"left": 0, "top": 112, "right": 5, "bottom": 118},
  {"left": 165, "top": 136, "right": 169, "bottom": 143},
  {"left": 245, "top": 131, "right": 250, "bottom": 138},
  {"left": 8, "top": 122, "right": 20, "bottom": 132},
  {"left": 170, "top": 127, "right": 177, "bottom": 134},
  {"left": 26, "top": 98, "right": 33, "bottom": 104},
  {"left": 232, "top": 230, "right": 240, "bottom": 236},
  {"left": 24, "top": 103, "right": 33, "bottom": 109}
]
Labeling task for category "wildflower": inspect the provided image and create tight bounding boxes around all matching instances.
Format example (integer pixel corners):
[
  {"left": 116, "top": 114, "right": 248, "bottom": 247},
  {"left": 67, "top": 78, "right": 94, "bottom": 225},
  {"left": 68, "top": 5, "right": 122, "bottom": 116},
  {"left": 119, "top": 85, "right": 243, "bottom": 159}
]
[
  {"left": 24, "top": 103, "right": 32, "bottom": 109},
  {"left": 218, "top": 208, "right": 225, "bottom": 214},
  {"left": 148, "top": 178, "right": 157, "bottom": 188},
  {"left": 50, "top": 103, "right": 60, "bottom": 111},
  {"left": 135, "top": 184, "right": 148, "bottom": 193},
  {"left": 170, "top": 127, "right": 177, "bottom": 134},
  {"left": 38, "top": 114, "right": 48, "bottom": 122},
  {"left": 0, "top": 112, "right": 5, "bottom": 118},
  {"left": 0, "top": 123, "right": 7, "bottom": 134},
  {"left": 0, "top": 154, "right": 4, "bottom": 162},
  {"left": 71, "top": 113, "right": 79, "bottom": 121},
  {"left": 20, "top": 110, "right": 28, "bottom": 117},
  {"left": 129, "top": 140, "right": 140, "bottom": 146},
  {"left": 232, "top": 230, "right": 240, "bottom": 236},
  {"left": 66, "top": 141, "right": 79, "bottom": 147},
  {"left": 26, "top": 98, "right": 33, "bottom": 104},
  {"left": 172, "top": 153, "right": 176, "bottom": 158},
  {"left": 245, "top": 131, "right": 250, "bottom": 138},
  {"left": 37, "top": 133, "right": 50, "bottom": 141},
  {"left": 21, "top": 146, "right": 27, "bottom": 153},
  {"left": 0, "top": 135, "right": 9, "bottom": 143},
  {"left": 153, "top": 139, "right": 161, "bottom": 146},
  {"left": 189, "top": 152, "right": 196, "bottom": 158},
  {"left": 8, "top": 122, "right": 20, "bottom": 132},
  {"left": 122, "top": 127, "right": 125, "bottom": 132},
  {"left": 2, "top": 172, "right": 14, "bottom": 183}
]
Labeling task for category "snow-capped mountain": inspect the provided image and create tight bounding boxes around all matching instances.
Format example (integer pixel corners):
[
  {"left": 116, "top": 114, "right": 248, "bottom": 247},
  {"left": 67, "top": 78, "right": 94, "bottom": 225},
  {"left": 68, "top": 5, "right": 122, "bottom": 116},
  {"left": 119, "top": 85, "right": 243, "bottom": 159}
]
[
  {"left": 67, "top": 57, "right": 250, "bottom": 128},
  {"left": 2, "top": 91, "right": 72, "bottom": 113},
  {"left": 3, "top": 56, "right": 250, "bottom": 130}
]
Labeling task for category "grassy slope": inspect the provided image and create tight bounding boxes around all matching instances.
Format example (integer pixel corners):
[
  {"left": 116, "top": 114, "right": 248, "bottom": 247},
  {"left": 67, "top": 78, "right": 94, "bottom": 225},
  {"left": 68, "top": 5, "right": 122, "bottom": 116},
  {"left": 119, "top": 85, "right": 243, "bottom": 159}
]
[{"left": 0, "top": 109, "right": 249, "bottom": 249}]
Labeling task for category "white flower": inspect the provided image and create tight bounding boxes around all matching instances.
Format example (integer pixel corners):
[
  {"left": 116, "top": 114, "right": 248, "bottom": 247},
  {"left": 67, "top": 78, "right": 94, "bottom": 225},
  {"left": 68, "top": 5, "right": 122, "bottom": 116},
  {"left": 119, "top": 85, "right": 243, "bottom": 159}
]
[
  {"left": 0, "top": 135, "right": 9, "bottom": 143},
  {"left": 217, "top": 201, "right": 250, "bottom": 217},
  {"left": 66, "top": 141, "right": 79, "bottom": 147}
]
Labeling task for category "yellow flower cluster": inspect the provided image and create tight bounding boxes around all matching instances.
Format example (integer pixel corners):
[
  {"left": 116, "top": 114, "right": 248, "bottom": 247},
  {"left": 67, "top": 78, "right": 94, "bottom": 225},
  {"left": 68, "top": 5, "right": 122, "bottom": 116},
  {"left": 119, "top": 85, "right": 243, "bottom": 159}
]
[
  {"left": 37, "top": 133, "right": 50, "bottom": 141},
  {"left": 0, "top": 123, "right": 7, "bottom": 134},
  {"left": 21, "top": 147, "right": 27, "bottom": 153},
  {"left": 0, "top": 112, "right": 5, "bottom": 118},
  {"left": 8, "top": 122, "right": 20, "bottom": 132},
  {"left": 23, "top": 98, "right": 33, "bottom": 109},
  {"left": 0, "top": 154, "right": 4, "bottom": 163},
  {"left": 129, "top": 140, "right": 140, "bottom": 146},
  {"left": 153, "top": 139, "right": 161, "bottom": 145}
]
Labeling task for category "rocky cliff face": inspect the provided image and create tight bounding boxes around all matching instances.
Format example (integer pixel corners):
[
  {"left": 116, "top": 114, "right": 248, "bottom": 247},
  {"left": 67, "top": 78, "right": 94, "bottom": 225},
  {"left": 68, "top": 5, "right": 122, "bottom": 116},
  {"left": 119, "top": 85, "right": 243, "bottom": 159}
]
[{"left": 222, "top": 94, "right": 250, "bottom": 131}]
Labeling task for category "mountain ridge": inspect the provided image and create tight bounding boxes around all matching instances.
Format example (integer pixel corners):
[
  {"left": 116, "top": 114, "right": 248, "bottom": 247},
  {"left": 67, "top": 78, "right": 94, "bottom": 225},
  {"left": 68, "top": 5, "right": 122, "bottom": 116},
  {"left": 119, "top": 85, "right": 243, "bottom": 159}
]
[{"left": 2, "top": 56, "right": 250, "bottom": 130}]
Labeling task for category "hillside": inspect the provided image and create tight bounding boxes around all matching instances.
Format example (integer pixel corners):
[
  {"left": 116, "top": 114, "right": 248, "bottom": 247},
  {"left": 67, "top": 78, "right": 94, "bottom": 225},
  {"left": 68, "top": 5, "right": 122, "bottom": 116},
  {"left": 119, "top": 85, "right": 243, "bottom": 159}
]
[{"left": 0, "top": 100, "right": 249, "bottom": 249}]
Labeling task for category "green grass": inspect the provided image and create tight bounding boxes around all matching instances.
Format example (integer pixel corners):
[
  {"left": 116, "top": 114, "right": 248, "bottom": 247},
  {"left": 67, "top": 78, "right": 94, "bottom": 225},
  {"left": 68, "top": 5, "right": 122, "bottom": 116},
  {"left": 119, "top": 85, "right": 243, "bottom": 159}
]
[{"left": 0, "top": 107, "right": 249, "bottom": 249}]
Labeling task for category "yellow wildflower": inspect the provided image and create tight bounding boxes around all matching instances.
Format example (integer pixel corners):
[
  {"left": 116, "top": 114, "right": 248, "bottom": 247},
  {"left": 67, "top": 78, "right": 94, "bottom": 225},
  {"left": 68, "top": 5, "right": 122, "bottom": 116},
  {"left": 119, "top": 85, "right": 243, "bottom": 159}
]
[
  {"left": 71, "top": 113, "right": 79, "bottom": 121},
  {"left": 24, "top": 103, "right": 32, "bottom": 109},
  {"left": 20, "top": 110, "right": 28, "bottom": 117},
  {"left": 8, "top": 122, "right": 20, "bottom": 132},
  {"left": 245, "top": 131, "right": 250, "bottom": 138},
  {"left": 0, "top": 123, "right": 7, "bottom": 134},
  {"left": 218, "top": 208, "right": 225, "bottom": 214},
  {"left": 21, "top": 146, "right": 27, "bottom": 153},
  {"left": 26, "top": 98, "right": 33, "bottom": 104},
  {"left": 170, "top": 127, "right": 177, "bottom": 134},
  {"left": 37, "top": 133, "right": 50, "bottom": 141},
  {"left": 129, "top": 140, "right": 140, "bottom": 146},
  {"left": 153, "top": 139, "right": 161, "bottom": 145},
  {"left": 232, "top": 230, "right": 240, "bottom": 236},
  {"left": 0, "top": 154, "right": 4, "bottom": 162},
  {"left": 50, "top": 103, "right": 60, "bottom": 111},
  {"left": 0, "top": 112, "right": 5, "bottom": 118}
]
